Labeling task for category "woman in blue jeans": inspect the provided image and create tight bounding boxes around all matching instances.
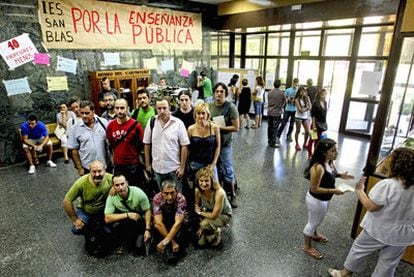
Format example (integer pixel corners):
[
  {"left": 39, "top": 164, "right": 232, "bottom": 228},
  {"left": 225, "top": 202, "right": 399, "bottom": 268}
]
[{"left": 252, "top": 76, "right": 265, "bottom": 128}]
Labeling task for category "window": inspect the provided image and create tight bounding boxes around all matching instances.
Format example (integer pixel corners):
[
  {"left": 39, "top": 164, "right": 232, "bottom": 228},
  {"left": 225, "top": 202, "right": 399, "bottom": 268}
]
[
  {"left": 265, "top": 59, "right": 288, "bottom": 88},
  {"left": 358, "top": 26, "right": 393, "bottom": 56},
  {"left": 246, "top": 33, "right": 266, "bottom": 56},
  {"left": 351, "top": 61, "right": 387, "bottom": 98},
  {"left": 267, "top": 32, "right": 290, "bottom": 56},
  {"left": 294, "top": 30, "right": 321, "bottom": 56},
  {"left": 293, "top": 60, "right": 320, "bottom": 85},
  {"left": 323, "top": 29, "right": 354, "bottom": 56}
]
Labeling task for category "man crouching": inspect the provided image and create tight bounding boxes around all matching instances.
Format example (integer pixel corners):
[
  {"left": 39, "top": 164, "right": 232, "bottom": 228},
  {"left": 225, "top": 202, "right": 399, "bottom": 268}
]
[
  {"left": 152, "top": 179, "right": 188, "bottom": 263},
  {"left": 104, "top": 174, "right": 151, "bottom": 255},
  {"left": 63, "top": 160, "right": 113, "bottom": 257}
]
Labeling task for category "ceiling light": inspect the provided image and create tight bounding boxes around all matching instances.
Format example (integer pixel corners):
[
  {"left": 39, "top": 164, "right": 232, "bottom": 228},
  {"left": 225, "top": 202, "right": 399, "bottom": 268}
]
[
  {"left": 248, "top": 0, "right": 273, "bottom": 6},
  {"left": 147, "top": 2, "right": 184, "bottom": 9}
]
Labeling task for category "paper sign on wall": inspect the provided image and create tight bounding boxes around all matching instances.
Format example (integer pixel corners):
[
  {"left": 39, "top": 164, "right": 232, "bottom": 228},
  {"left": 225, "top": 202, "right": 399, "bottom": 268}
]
[
  {"left": 0, "top": 34, "right": 39, "bottom": 70},
  {"left": 181, "top": 60, "right": 193, "bottom": 72},
  {"left": 103, "top": 52, "right": 120, "bottom": 66},
  {"left": 56, "top": 55, "right": 78, "bottom": 74},
  {"left": 34, "top": 53, "right": 50, "bottom": 65},
  {"left": 359, "top": 71, "right": 382, "bottom": 95},
  {"left": 143, "top": 57, "right": 158, "bottom": 70},
  {"left": 47, "top": 76, "right": 68, "bottom": 91},
  {"left": 3, "top": 77, "right": 32, "bottom": 96},
  {"left": 180, "top": 68, "right": 190, "bottom": 78},
  {"left": 161, "top": 59, "right": 174, "bottom": 72}
]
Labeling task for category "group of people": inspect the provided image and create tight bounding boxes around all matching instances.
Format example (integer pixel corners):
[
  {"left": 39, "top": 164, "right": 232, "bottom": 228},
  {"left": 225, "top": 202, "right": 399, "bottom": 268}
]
[
  {"left": 46, "top": 78, "right": 238, "bottom": 260},
  {"left": 19, "top": 75, "right": 414, "bottom": 274}
]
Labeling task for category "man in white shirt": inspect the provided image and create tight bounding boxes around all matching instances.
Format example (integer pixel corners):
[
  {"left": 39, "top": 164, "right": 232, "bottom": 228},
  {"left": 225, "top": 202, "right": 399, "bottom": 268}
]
[{"left": 143, "top": 98, "right": 190, "bottom": 192}]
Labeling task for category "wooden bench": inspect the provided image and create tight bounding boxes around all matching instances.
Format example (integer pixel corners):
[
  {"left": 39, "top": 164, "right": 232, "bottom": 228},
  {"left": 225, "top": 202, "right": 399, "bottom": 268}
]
[{"left": 46, "top": 123, "right": 62, "bottom": 150}]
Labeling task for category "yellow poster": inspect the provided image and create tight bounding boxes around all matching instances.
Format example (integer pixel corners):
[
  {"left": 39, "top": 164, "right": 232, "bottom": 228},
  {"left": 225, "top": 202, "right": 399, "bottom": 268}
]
[
  {"left": 37, "top": 0, "right": 202, "bottom": 50},
  {"left": 47, "top": 76, "right": 68, "bottom": 91}
]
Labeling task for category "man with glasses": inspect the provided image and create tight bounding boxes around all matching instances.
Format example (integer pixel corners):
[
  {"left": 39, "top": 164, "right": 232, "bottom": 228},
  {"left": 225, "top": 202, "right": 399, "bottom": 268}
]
[{"left": 208, "top": 82, "right": 240, "bottom": 208}]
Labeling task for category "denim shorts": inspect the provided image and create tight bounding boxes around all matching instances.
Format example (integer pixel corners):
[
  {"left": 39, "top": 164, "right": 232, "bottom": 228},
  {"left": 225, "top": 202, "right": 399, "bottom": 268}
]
[{"left": 254, "top": 101, "right": 263, "bottom": 115}]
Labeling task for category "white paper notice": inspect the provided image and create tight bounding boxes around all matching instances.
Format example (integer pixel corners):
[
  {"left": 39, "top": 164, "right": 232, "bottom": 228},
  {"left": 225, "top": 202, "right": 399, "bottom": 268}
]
[
  {"left": 143, "top": 57, "right": 158, "bottom": 70},
  {"left": 181, "top": 60, "right": 193, "bottom": 71},
  {"left": 337, "top": 183, "right": 355, "bottom": 193},
  {"left": 161, "top": 58, "right": 174, "bottom": 72},
  {"left": 212, "top": 115, "right": 226, "bottom": 128},
  {"left": 359, "top": 71, "right": 382, "bottom": 95},
  {"left": 0, "top": 33, "right": 39, "bottom": 70},
  {"left": 56, "top": 55, "right": 78, "bottom": 74},
  {"left": 3, "top": 77, "right": 31, "bottom": 96},
  {"left": 103, "top": 52, "right": 120, "bottom": 66},
  {"left": 47, "top": 76, "right": 68, "bottom": 91}
]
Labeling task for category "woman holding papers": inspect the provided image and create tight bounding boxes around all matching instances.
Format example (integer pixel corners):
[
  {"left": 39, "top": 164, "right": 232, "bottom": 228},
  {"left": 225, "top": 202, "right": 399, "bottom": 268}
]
[
  {"left": 328, "top": 147, "right": 414, "bottom": 277},
  {"left": 303, "top": 138, "right": 354, "bottom": 259}
]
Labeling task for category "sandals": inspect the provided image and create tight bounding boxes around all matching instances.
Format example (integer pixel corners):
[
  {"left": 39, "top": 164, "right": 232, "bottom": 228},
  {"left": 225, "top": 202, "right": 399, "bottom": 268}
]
[
  {"left": 303, "top": 247, "right": 324, "bottom": 259},
  {"left": 312, "top": 234, "right": 329, "bottom": 243},
  {"left": 328, "top": 268, "right": 345, "bottom": 276}
]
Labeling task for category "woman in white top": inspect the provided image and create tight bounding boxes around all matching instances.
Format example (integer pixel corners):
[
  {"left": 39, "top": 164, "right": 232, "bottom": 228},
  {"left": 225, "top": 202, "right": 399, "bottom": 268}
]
[
  {"left": 294, "top": 87, "right": 311, "bottom": 151},
  {"left": 252, "top": 76, "right": 265, "bottom": 129},
  {"left": 328, "top": 147, "right": 414, "bottom": 277},
  {"left": 56, "top": 102, "right": 75, "bottom": 163}
]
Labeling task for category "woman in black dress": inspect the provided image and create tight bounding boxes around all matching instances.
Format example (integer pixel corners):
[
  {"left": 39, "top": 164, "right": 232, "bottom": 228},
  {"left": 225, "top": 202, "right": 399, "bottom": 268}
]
[{"left": 238, "top": 78, "right": 252, "bottom": 128}]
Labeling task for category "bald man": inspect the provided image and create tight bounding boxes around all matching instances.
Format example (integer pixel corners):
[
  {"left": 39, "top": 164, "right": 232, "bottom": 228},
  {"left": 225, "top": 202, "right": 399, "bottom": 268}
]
[{"left": 106, "top": 99, "right": 147, "bottom": 193}]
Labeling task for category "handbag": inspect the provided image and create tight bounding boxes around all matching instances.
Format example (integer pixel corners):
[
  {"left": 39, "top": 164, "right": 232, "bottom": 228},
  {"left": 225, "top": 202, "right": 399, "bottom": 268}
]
[{"left": 316, "top": 121, "right": 328, "bottom": 131}]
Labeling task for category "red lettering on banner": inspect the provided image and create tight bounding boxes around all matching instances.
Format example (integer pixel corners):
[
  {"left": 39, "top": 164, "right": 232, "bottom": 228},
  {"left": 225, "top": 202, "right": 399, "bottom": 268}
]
[
  {"left": 132, "top": 25, "right": 194, "bottom": 45},
  {"left": 71, "top": 8, "right": 82, "bottom": 33},
  {"left": 72, "top": 8, "right": 126, "bottom": 34},
  {"left": 132, "top": 25, "right": 142, "bottom": 44},
  {"left": 128, "top": 12, "right": 194, "bottom": 27}
]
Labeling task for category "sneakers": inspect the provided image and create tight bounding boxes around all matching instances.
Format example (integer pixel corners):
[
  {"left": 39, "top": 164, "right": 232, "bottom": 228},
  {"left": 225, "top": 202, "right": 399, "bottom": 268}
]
[
  {"left": 28, "top": 165, "right": 36, "bottom": 174},
  {"left": 46, "top": 160, "right": 57, "bottom": 168},
  {"left": 295, "top": 144, "right": 302, "bottom": 151},
  {"left": 230, "top": 196, "right": 238, "bottom": 208}
]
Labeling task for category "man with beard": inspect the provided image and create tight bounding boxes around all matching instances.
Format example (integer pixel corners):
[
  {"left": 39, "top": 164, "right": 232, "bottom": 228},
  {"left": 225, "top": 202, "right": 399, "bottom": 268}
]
[
  {"left": 131, "top": 88, "right": 156, "bottom": 130},
  {"left": 104, "top": 174, "right": 151, "bottom": 255},
  {"left": 98, "top": 77, "right": 119, "bottom": 115},
  {"left": 153, "top": 179, "right": 187, "bottom": 262},
  {"left": 63, "top": 160, "right": 113, "bottom": 255},
  {"left": 106, "top": 99, "right": 146, "bottom": 192},
  {"left": 101, "top": 92, "right": 117, "bottom": 121},
  {"left": 144, "top": 98, "right": 190, "bottom": 192},
  {"left": 172, "top": 90, "right": 195, "bottom": 129}
]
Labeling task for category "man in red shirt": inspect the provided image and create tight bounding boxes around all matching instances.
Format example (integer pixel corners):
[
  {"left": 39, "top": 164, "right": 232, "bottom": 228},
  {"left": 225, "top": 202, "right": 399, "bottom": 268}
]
[{"left": 106, "top": 99, "right": 146, "bottom": 193}]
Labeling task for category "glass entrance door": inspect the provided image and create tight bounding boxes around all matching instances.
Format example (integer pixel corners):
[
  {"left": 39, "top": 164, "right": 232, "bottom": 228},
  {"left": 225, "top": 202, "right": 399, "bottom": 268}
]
[{"left": 322, "top": 60, "right": 350, "bottom": 131}]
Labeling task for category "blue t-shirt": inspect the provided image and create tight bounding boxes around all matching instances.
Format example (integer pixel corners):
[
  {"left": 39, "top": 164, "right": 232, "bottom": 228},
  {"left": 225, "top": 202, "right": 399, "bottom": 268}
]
[
  {"left": 285, "top": 87, "right": 298, "bottom": 112},
  {"left": 20, "top": 121, "right": 48, "bottom": 139}
]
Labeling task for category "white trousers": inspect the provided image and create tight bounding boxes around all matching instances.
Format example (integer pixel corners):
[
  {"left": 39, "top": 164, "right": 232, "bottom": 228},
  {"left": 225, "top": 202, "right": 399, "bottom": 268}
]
[
  {"left": 303, "top": 191, "right": 329, "bottom": 237},
  {"left": 344, "top": 230, "right": 406, "bottom": 277}
]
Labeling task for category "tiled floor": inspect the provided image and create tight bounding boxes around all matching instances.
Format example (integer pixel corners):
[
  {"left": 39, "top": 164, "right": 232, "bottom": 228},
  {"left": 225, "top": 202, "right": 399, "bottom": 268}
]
[{"left": 0, "top": 121, "right": 413, "bottom": 276}]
